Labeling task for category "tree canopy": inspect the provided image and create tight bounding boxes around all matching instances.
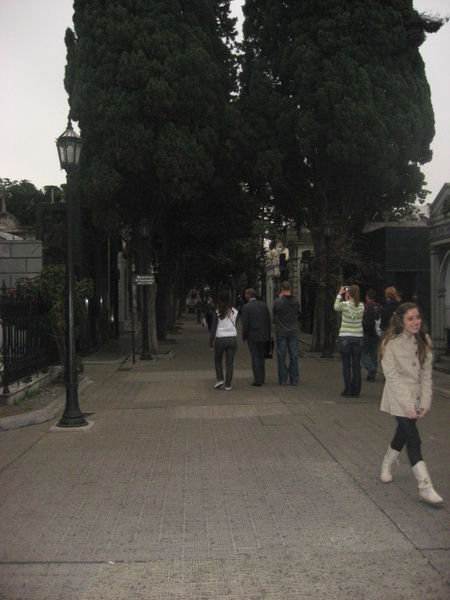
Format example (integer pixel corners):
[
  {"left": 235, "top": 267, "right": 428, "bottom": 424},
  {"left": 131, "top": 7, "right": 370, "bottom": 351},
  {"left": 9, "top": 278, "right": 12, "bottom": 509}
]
[
  {"left": 239, "top": 0, "right": 444, "bottom": 233},
  {"left": 64, "top": 0, "right": 261, "bottom": 339},
  {"left": 238, "top": 0, "right": 445, "bottom": 349},
  {"left": 65, "top": 0, "right": 239, "bottom": 232},
  {"left": 0, "top": 178, "right": 46, "bottom": 227}
]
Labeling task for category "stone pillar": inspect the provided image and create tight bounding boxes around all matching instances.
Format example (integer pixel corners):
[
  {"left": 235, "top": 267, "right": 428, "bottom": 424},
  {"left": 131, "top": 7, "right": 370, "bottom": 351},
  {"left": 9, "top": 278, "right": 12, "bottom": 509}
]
[{"left": 430, "top": 246, "right": 447, "bottom": 353}]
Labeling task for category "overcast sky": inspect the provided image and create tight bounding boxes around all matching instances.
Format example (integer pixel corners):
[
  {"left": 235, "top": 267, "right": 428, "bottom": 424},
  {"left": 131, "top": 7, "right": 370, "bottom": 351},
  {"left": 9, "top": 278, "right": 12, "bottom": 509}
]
[{"left": 0, "top": 0, "right": 448, "bottom": 203}]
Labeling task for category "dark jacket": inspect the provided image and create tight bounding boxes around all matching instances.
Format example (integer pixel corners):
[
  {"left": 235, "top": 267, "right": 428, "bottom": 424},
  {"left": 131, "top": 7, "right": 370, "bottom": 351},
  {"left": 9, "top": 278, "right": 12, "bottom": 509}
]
[
  {"left": 363, "top": 300, "right": 381, "bottom": 338},
  {"left": 241, "top": 298, "right": 271, "bottom": 342},
  {"left": 273, "top": 295, "right": 300, "bottom": 334},
  {"left": 380, "top": 299, "right": 400, "bottom": 331}
]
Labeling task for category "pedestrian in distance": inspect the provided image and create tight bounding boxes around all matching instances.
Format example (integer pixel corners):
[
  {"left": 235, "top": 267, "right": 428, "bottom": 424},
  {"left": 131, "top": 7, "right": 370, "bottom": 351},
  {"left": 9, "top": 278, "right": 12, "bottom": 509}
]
[
  {"left": 380, "top": 286, "right": 401, "bottom": 332},
  {"left": 361, "top": 288, "right": 382, "bottom": 382},
  {"left": 334, "top": 284, "right": 364, "bottom": 397},
  {"left": 205, "top": 296, "right": 215, "bottom": 332},
  {"left": 209, "top": 291, "right": 238, "bottom": 391},
  {"left": 273, "top": 281, "right": 300, "bottom": 385},
  {"left": 378, "top": 302, "right": 443, "bottom": 505},
  {"left": 241, "top": 288, "right": 271, "bottom": 386}
]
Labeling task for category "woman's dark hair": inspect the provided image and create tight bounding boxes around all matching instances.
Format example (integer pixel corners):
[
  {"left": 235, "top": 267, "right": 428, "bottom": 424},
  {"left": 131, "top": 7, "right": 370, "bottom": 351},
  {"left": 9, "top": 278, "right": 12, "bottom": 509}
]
[
  {"left": 379, "top": 302, "right": 431, "bottom": 368},
  {"left": 385, "top": 286, "right": 401, "bottom": 302},
  {"left": 217, "top": 291, "right": 232, "bottom": 320}
]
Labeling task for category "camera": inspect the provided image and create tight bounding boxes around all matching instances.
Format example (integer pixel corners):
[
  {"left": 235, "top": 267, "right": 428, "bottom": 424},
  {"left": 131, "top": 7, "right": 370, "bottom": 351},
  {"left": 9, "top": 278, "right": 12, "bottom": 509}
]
[{"left": 344, "top": 286, "right": 349, "bottom": 292}]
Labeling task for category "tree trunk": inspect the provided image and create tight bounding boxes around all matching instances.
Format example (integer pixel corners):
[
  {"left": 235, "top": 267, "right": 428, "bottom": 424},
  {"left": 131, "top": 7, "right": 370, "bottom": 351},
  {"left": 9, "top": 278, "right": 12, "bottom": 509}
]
[{"left": 310, "top": 224, "right": 339, "bottom": 352}]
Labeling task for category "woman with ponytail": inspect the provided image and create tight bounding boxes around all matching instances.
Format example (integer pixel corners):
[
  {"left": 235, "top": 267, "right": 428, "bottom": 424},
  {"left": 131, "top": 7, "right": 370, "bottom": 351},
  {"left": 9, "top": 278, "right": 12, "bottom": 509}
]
[
  {"left": 209, "top": 291, "right": 238, "bottom": 391},
  {"left": 379, "top": 303, "right": 443, "bottom": 505},
  {"left": 334, "top": 284, "right": 364, "bottom": 397}
]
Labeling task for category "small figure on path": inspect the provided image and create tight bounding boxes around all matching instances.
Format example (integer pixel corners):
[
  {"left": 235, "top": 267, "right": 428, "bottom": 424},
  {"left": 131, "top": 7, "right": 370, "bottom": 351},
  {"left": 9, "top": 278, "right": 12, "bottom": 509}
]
[
  {"left": 273, "top": 281, "right": 300, "bottom": 385},
  {"left": 241, "top": 288, "right": 271, "bottom": 386},
  {"left": 361, "top": 288, "right": 382, "bottom": 382},
  {"left": 209, "top": 291, "right": 238, "bottom": 391},
  {"left": 380, "top": 286, "right": 401, "bottom": 332},
  {"left": 334, "top": 284, "right": 364, "bottom": 398}
]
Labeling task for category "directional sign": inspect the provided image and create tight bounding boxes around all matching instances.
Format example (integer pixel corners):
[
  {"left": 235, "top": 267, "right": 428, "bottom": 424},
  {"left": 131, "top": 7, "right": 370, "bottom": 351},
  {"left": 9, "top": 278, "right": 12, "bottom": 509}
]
[{"left": 136, "top": 275, "right": 155, "bottom": 285}]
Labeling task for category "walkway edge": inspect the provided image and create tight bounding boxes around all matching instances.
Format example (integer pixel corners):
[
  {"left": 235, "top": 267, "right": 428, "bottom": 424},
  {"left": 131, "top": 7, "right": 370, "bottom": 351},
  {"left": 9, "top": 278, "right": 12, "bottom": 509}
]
[{"left": 0, "top": 397, "right": 63, "bottom": 431}]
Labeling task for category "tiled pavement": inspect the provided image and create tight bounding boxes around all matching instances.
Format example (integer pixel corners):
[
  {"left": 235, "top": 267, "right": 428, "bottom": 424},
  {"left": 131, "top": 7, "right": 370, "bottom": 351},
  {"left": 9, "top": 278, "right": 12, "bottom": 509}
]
[{"left": 0, "top": 315, "right": 448, "bottom": 599}]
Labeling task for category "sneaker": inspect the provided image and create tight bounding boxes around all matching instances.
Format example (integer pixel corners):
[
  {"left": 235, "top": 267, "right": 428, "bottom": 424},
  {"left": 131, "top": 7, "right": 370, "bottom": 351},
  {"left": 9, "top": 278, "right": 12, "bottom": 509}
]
[
  {"left": 224, "top": 386, "right": 232, "bottom": 391},
  {"left": 214, "top": 381, "right": 224, "bottom": 389}
]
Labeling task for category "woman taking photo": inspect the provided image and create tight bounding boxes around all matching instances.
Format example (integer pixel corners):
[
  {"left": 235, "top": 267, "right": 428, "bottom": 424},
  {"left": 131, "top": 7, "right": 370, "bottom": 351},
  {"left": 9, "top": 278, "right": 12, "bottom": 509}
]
[
  {"left": 209, "top": 291, "right": 238, "bottom": 391},
  {"left": 379, "top": 302, "right": 443, "bottom": 505},
  {"left": 334, "top": 284, "right": 364, "bottom": 397}
]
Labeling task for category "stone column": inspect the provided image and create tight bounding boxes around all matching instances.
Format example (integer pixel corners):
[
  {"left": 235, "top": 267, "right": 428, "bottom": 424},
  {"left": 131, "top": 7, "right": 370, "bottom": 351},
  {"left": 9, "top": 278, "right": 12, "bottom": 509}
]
[{"left": 430, "top": 247, "right": 445, "bottom": 353}]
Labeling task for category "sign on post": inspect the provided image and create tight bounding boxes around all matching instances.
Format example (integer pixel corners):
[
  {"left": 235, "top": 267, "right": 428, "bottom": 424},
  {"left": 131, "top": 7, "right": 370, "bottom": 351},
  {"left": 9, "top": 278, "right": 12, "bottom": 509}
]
[{"left": 135, "top": 274, "right": 155, "bottom": 286}]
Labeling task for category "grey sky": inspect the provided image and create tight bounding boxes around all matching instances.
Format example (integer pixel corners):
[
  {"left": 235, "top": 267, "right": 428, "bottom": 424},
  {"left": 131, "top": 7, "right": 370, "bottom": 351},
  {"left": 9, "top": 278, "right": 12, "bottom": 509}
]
[{"left": 0, "top": 0, "right": 448, "bottom": 204}]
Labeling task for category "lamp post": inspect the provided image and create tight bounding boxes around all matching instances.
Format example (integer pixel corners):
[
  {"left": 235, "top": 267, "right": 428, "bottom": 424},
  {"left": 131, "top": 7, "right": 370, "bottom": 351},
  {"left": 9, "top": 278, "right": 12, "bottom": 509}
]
[
  {"left": 138, "top": 218, "right": 152, "bottom": 360},
  {"left": 55, "top": 119, "right": 88, "bottom": 427},
  {"left": 321, "top": 224, "right": 333, "bottom": 358}
]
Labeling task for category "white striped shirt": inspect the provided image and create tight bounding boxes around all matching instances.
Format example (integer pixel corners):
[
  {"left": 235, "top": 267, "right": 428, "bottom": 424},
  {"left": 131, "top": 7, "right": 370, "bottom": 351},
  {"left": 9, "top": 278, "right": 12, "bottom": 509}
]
[{"left": 334, "top": 296, "right": 364, "bottom": 337}]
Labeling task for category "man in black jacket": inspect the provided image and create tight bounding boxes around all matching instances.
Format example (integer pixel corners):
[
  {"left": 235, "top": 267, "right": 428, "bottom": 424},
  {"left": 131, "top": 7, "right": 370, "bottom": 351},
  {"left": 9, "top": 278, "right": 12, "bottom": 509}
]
[
  {"left": 241, "top": 288, "right": 271, "bottom": 386},
  {"left": 273, "top": 281, "right": 300, "bottom": 385}
]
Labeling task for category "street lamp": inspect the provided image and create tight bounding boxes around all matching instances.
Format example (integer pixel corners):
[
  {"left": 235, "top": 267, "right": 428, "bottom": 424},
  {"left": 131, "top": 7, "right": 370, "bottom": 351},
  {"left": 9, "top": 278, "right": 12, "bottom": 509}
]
[
  {"left": 138, "top": 218, "right": 152, "bottom": 360},
  {"left": 55, "top": 119, "right": 88, "bottom": 427},
  {"left": 321, "top": 223, "right": 333, "bottom": 358}
]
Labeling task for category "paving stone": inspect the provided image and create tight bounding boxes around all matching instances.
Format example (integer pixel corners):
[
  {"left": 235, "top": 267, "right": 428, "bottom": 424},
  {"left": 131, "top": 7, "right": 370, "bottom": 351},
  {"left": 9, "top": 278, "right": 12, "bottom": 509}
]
[{"left": 0, "top": 316, "right": 448, "bottom": 599}]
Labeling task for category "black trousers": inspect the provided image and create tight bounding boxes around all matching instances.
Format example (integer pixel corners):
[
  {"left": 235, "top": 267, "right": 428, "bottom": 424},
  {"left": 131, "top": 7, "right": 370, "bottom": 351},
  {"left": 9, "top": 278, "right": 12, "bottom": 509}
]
[
  {"left": 214, "top": 337, "right": 237, "bottom": 388},
  {"left": 247, "top": 340, "right": 266, "bottom": 385},
  {"left": 390, "top": 417, "right": 422, "bottom": 467}
]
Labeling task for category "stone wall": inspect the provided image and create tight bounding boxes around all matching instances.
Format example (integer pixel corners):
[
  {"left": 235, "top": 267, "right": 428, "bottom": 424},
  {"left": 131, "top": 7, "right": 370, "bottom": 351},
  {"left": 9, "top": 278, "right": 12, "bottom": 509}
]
[{"left": 0, "top": 240, "right": 43, "bottom": 288}]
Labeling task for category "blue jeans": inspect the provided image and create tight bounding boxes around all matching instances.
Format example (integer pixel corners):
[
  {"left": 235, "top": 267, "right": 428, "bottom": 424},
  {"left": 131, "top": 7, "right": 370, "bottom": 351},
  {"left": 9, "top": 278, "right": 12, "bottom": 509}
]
[
  {"left": 276, "top": 330, "right": 299, "bottom": 385},
  {"left": 361, "top": 336, "right": 378, "bottom": 376},
  {"left": 338, "top": 336, "right": 363, "bottom": 395}
]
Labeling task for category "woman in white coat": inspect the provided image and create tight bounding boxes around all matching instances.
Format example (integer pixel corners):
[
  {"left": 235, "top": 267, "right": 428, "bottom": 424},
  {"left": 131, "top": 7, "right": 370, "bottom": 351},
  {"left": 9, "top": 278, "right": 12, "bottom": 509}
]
[{"left": 379, "top": 302, "right": 443, "bottom": 505}]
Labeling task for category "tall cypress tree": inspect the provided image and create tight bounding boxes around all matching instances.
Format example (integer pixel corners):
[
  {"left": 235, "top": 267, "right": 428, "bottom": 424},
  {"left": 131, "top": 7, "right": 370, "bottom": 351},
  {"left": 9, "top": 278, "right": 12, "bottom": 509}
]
[
  {"left": 66, "top": 0, "right": 235, "bottom": 225},
  {"left": 240, "top": 0, "right": 444, "bottom": 349},
  {"left": 64, "top": 0, "right": 240, "bottom": 342}
]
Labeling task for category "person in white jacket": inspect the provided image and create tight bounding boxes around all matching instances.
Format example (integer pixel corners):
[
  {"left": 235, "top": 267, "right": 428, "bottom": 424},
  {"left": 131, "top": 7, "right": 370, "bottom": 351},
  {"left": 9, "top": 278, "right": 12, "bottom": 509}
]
[
  {"left": 209, "top": 291, "right": 238, "bottom": 391},
  {"left": 379, "top": 302, "right": 443, "bottom": 506}
]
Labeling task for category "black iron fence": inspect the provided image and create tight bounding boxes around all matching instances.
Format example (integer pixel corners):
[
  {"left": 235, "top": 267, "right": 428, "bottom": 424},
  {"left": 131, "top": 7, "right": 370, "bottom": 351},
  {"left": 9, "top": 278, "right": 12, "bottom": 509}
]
[{"left": 0, "top": 288, "right": 58, "bottom": 395}]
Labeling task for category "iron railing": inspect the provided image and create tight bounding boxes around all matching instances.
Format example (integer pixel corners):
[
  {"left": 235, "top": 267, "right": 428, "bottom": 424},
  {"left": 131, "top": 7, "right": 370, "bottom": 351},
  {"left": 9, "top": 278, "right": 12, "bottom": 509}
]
[{"left": 0, "top": 286, "right": 58, "bottom": 395}]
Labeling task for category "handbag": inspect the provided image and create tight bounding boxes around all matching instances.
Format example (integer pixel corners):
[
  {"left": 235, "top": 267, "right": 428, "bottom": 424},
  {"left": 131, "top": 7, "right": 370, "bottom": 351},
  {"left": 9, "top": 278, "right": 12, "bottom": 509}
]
[{"left": 264, "top": 338, "right": 274, "bottom": 359}]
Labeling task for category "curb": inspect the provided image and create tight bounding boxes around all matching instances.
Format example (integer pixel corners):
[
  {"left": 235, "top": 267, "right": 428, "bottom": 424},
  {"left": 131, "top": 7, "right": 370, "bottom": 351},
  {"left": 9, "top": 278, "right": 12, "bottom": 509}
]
[
  {"left": 0, "top": 376, "right": 92, "bottom": 432},
  {"left": 0, "top": 397, "right": 63, "bottom": 431}
]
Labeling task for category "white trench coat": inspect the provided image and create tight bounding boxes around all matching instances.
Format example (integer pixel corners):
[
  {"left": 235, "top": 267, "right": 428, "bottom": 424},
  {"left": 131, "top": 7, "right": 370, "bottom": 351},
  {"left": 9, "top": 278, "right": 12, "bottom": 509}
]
[{"left": 380, "top": 334, "right": 432, "bottom": 417}]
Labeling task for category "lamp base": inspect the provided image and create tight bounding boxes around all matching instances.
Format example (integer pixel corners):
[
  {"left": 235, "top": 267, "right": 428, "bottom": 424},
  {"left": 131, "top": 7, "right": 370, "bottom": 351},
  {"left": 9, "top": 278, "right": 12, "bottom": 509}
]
[
  {"left": 57, "top": 413, "right": 89, "bottom": 427},
  {"left": 50, "top": 419, "right": 94, "bottom": 432}
]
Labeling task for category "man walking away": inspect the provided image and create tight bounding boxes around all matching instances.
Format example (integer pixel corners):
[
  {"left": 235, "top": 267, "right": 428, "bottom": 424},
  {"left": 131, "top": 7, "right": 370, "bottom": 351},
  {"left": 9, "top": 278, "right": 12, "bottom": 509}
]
[
  {"left": 241, "top": 288, "right": 271, "bottom": 386},
  {"left": 362, "top": 289, "right": 382, "bottom": 382},
  {"left": 273, "top": 281, "right": 300, "bottom": 385}
]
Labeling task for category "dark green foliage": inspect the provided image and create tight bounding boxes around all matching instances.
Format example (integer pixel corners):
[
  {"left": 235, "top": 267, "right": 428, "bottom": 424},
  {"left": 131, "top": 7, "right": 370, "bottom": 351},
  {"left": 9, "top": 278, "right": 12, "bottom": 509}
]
[
  {"left": 239, "top": 0, "right": 444, "bottom": 349},
  {"left": 0, "top": 178, "right": 46, "bottom": 227},
  {"left": 17, "top": 265, "right": 93, "bottom": 372},
  {"left": 65, "top": 0, "right": 238, "bottom": 232},
  {"left": 240, "top": 0, "right": 444, "bottom": 231},
  {"left": 64, "top": 1, "right": 261, "bottom": 337}
]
